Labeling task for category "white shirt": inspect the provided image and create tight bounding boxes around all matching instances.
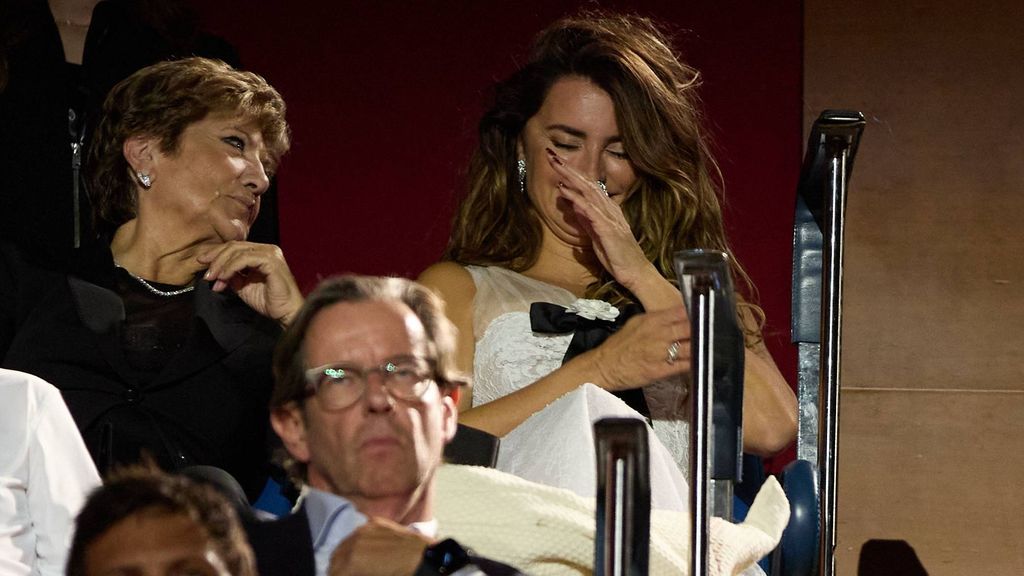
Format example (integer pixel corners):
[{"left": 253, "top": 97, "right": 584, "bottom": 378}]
[
  {"left": 0, "top": 369, "right": 101, "bottom": 576},
  {"left": 303, "top": 487, "right": 440, "bottom": 576}
]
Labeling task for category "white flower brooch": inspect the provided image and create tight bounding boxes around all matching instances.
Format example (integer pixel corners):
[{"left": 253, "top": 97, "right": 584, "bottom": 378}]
[{"left": 566, "top": 299, "right": 620, "bottom": 322}]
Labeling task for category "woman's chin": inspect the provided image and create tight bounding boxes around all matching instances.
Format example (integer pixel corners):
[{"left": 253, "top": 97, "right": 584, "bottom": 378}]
[
  {"left": 551, "top": 222, "right": 592, "bottom": 248},
  {"left": 214, "top": 219, "right": 248, "bottom": 243},
  {"left": 228, "top": 217, "right": 247, "bottom": 239}
]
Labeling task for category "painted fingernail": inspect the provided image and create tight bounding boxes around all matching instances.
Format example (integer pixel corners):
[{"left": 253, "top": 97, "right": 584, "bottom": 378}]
[{"left": 545, "top": 148, "right": 564, "bottom": 165}]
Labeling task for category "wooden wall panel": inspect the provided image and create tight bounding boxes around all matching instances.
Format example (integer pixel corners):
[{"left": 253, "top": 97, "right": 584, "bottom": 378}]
[{"left": 805, "top": 1, "right": 1024, "bottom": 573}]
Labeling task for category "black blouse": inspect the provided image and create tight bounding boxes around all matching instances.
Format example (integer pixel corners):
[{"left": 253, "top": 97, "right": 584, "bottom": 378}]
[{"left": 0, "top": 242, "right": 280, "bottom": 500}]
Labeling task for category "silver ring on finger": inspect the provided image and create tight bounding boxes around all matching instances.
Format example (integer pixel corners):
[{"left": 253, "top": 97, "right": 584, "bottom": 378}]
[
  {"left": 597, "top": 179, "right": 609, "bottom": 197},
  {"left": 666, "top": 340, "right": 681, "bottom": 364}
]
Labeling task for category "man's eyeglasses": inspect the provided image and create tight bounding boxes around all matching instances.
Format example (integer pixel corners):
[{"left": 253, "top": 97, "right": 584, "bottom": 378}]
[{"left": 303, "top": 356, "right": 436, "bottom": 411}]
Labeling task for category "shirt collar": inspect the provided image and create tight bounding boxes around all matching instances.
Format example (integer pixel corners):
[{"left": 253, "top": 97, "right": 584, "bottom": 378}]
[
  {"left": 302, "top": 486, "right": 438, "bottom": 543},
  {"left": 303, "top": 487, "right": 365, "bottom": 549},
  {"left": 407, "top": 519, "right": 438, "bottom": 538}
]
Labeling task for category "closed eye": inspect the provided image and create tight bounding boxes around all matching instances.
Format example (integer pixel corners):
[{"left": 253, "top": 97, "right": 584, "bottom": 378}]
[{"left": 552, "top": 142, "right": 580, "bottom": 152}]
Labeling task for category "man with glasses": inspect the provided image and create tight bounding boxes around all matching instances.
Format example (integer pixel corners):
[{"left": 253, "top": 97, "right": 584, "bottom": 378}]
[{"left": 245, "top": 275, "right": 521, "bottom": 576}]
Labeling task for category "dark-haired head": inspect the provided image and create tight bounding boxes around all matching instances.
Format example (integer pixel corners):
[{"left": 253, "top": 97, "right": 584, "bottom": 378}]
[
  {"left": 66, "top": 466, "right": 256, "bottom": 576},
  {"left": 446, "top": 13, "right": 759, "bottom": 321}
]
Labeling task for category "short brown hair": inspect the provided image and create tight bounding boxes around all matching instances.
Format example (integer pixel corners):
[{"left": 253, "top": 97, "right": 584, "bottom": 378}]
[
  {"left": 66, "top": 467, "right": 256, "bottom": 576},
  {"left": 272, "top": 275, "right": 465, "bottom": 409},
  {"left": 87, "top": 57, "right": 290, "bottom": 237},
  {"left": 271, "top": 275, "right": 466, "bottom": 483}
]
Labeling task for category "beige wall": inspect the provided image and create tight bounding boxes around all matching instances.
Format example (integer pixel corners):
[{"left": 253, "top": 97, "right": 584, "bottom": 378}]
[{"left": 805, "top": 1, "right": 1024, "bottom": 574}]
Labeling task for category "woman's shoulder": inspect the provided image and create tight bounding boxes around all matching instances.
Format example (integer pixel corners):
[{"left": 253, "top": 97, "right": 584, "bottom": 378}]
[
  {"left": 417, "top": 262, "right": 478, "bottom": 325},
  {"left": 418, "top": 261, "right": 477, "bottom": 297}
]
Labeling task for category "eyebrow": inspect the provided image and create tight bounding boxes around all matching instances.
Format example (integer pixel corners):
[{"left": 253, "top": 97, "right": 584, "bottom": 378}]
[
  {"left": 545, "top": 124, "right": 623, "bottom": 144},
  {"left": 318, "top": 354, "right": 421, "bottom": 367}
]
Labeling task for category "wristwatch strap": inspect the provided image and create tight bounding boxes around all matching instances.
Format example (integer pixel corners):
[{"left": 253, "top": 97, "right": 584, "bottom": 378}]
[{"left": 414, "top": 538, "right": 472, "bottom": 575}]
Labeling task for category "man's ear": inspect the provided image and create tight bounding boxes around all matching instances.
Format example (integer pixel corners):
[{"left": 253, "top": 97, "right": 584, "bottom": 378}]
[
  {"left": 271, "top": 402, "right": 310, "bottom": 463},
  {"left": 440, "top": 390, "right": 458, "bottom": 444},
  {"left": 447, "top": 385, "right": 462, "bottom": 409}
]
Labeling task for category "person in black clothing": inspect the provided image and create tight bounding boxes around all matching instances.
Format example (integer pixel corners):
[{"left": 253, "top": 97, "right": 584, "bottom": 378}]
[
  {"left": 0, "top": 0, "right": 279, "bottom": 267},
  {"left": 249, "top": 275, "right": 521, "bottom": 576},
  {"left": 0, "top": 57, "right": 302, "bottom": 501}
]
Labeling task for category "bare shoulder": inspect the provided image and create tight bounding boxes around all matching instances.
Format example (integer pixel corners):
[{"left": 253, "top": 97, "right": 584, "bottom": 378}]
[
  {"left": 419, "top": 262, "right": 478, "bottom": 408},
  {"left": 417, "top": 262, "right": 476, "bottom": 304}
]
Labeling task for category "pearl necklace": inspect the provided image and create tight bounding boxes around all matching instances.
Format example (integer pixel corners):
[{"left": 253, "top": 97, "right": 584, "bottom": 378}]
[{"left": 114, "top": 262, "right": 195, "bottom": 297}]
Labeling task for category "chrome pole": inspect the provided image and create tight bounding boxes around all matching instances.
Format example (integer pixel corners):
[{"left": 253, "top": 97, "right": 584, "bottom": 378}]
[
  {"left": 676, "top": 249, "right": 741, "bottom": 575},
  {"left": 594, "top": 418, "right": 650, "bottom": 576},
  {"left": 818, "top": 146, "right": 848, "bottom": 576},
  {"left": 689, "top": 278, "right": 713, "bottom": 576}
]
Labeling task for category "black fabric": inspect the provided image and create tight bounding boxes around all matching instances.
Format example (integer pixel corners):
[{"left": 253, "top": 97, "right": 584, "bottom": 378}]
[
  {"left": 116, "top": 268, "right": 196, "bottom": 382},
  {"left": 244, "top": 505, "right": 316, "bottom": 576},
  {"left": 0, "top": 242, "right": 280, "bottom": 500},
  {"left": 246, "top": 506, "right": 524, "bottom": 576},
  {"left": 529, "top": 301, "right": 651, "bottom": 419},
  {"left": 0, "top": 0, "right": 280, "bottom": 268},
  {"left": 443, "top": 423, "right": 500, "bottom": 467}
]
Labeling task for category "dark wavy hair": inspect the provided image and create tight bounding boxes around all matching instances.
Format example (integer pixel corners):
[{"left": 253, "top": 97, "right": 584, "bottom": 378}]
[
  {"left": 66, "top": 466, "right": 256, "bottom": 576},
  {"left": 87, "top": 57, "right": 290, "bottom": 237},
  {"left": 444, "top": 12, "right": 763, "bottom": 334},
  {"left": 271, "top": 274, "right": 466, "bottom": 484}
]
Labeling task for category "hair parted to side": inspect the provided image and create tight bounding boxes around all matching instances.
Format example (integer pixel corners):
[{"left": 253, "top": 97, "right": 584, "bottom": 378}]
[
  {"left": 66, "top": 466, "right": 256, "bottom": 576},
  {"left": 271, "top": 274, "right": 466, "bottom": 483},
  {"left": 87, "top": 57, "right": 290, "bottom": 238},
  {"left": 445, "top": 11, "right": 764, "bottom": 337}
]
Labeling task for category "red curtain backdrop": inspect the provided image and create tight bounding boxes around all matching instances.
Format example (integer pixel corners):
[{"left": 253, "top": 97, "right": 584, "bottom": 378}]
[{"left": 192, "top": 1, "right": 802, "bottom": 427}]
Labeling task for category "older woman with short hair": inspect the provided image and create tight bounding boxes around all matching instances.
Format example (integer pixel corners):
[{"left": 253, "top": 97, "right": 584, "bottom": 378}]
[{"left": 0, "top": 57, "right": 302, "bottom": 500}]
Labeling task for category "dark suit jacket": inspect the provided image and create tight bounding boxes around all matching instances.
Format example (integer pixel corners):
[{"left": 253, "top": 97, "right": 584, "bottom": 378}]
[
  {"left": 245, "top": 505, "right": 525, "bottom": 576},
  {"left": 0, "top": 243, "right": 279, "bottom": 499}
]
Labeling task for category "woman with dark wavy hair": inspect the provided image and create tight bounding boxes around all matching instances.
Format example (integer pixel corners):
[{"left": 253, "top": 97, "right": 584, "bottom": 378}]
[{"left": 420, "top": 13, "right": 796, "bottom": 508}]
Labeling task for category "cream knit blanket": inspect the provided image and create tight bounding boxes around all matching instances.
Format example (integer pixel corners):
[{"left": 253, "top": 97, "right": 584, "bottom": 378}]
[{"left": 434, "top": 464, "right": 789, "bottom": 576}]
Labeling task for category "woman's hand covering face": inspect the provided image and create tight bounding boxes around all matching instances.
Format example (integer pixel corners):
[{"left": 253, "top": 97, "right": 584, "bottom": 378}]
[{"left": 544, "top": 146, "right": 652, "bottom": 284}]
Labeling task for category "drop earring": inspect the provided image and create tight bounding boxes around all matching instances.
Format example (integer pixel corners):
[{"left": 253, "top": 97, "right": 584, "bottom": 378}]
[{"left": 517, "top": 159, "right": 526, "bottom": 194}]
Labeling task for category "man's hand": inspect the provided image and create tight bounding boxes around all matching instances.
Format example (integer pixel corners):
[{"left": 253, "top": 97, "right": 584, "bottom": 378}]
[{"left": 328, "top": 517, "right": 432, "bottom": 576}]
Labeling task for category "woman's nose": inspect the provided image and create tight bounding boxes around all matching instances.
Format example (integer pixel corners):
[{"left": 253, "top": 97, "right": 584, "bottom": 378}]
[
  {"left": 245, "top": 158, "right": 270, "bottom": 195},
  {"left": 571, "top": 147, "right": 603, "bottom": 183}
]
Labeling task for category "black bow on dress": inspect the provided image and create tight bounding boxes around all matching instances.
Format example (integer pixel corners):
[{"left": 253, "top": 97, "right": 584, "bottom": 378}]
[{"left": 529, "top": 302, "right": 651, "bottom": 419}]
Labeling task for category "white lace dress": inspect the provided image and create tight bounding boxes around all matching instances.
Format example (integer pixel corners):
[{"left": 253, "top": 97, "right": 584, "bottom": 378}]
[{"left": 467, "top": 265, "right": 692, "bottom": 512}]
